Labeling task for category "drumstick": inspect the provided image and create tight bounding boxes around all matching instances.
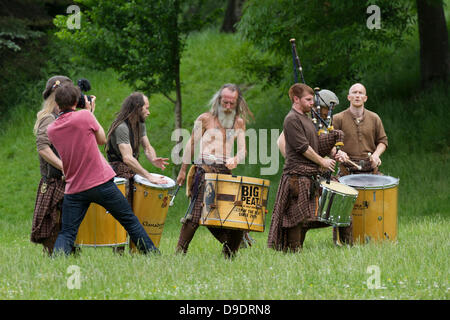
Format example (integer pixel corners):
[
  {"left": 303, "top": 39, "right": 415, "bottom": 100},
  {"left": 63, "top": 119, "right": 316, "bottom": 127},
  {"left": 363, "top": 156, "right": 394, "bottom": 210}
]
[
  {"left": 169, "top": 185, "right": 181, "bottom": 207},
  {"left": 346, "top": 159, "right": 362, "bottom": 171}
]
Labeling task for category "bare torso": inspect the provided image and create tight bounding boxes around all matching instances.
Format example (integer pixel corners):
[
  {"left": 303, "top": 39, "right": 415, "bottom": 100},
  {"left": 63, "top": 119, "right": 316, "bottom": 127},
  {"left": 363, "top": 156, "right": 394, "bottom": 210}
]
[{"left": 194, "top": 112, "right": 245, "bottom": 162}]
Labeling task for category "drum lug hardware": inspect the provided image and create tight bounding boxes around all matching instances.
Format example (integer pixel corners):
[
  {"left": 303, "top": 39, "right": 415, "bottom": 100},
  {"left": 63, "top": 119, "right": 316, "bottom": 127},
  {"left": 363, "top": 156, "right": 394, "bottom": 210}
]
[
  {"left": 158, "top": 193, "right": 163, "bottom": 199},
  {"left": 378, "top": 216, "right": 383, "bottom": 221},
  {"left": 144, "top": 191, "right": 148, "bottom": 197}
]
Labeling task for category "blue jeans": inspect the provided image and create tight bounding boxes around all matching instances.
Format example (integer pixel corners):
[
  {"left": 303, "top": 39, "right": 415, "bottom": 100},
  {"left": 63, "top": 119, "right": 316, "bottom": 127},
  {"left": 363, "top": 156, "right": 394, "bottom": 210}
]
[{"left": 53, "top": 179, "right": 158, "bottom": 256}]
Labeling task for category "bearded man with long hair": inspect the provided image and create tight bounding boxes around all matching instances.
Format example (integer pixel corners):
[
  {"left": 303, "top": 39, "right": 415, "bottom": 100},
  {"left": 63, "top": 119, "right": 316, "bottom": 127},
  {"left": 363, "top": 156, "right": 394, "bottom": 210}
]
[
  {"left": 105, "top": 92, "right": 169, "bottom": 205},
  {"left": 175, "top": 83, "right": 254, "bottom": 259}
]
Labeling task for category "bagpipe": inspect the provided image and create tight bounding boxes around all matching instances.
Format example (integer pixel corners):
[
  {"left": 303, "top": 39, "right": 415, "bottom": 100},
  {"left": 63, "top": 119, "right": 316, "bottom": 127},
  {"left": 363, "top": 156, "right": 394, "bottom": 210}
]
[
  {"left": 289, "top": 38, "right": 362, "bottom": 177},
  {"left": 289, "top": 38, "right": 338, "bottom": 136}
]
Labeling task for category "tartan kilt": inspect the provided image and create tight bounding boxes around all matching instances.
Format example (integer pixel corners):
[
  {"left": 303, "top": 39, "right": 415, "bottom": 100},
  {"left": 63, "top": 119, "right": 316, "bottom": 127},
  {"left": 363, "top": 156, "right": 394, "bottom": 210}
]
[
  {"left": 267, "top": 174, "right": 332, "bottom": 250},
  {"left": 188, "top": 164, "right": 231, "bottom": 224},
  {"left": 30, "top": 177, "right": 65, "bottom": 244}
]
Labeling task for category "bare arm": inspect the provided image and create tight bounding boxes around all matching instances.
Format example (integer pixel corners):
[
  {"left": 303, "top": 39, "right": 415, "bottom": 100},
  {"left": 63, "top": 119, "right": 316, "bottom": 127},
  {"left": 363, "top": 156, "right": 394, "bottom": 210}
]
[
  {"left": 118, "top": 143, "right": 166, "bottom": 184},
  {"left": 370, "top": 143, "right": 387, "bottom": 168},
  {"left": 141, "top": 135, "right": 169, "bottom": 170},
  {"left": 38, "top": 147, "right": 63, "bottom": 171},
  {"left": 83, "top": 95, "right": 106, "bottom": 145},
  {"left": 226, "top": 118, "right": 247, "bottom": 170},
  {"left": 176, "top": 116, "right": 205, "bottom": 185}
]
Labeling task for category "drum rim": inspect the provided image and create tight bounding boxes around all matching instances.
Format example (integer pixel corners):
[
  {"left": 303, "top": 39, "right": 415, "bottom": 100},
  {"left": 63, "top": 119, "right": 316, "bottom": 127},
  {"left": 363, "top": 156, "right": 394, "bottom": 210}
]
[
  {"left": 339, "top": 174, "right": 399, "bottom": 189},
  {"left": 320, "top": 180, "right": 359, "bottom": 197},
  {"left": 133, "top": 173, "right": 176, "bottom": 189},
  {"left": 113, "top": 177, "right": 127, "bottom": 185}
]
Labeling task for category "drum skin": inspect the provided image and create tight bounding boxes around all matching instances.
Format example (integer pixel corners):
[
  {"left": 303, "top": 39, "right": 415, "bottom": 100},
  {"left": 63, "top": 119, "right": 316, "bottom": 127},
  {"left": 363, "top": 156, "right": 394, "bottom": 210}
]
[
  {"left": 75, "top": 178, "right": 128, "bottom": 247},
  {"left": 130, "top": 174, "right": 175, "bottom": 250},
  {"left": 200, "top": 174, "right": 270, "bottom": 232},
  {"left": 339, "top": 174, "right": 399, "bottom": 244}
]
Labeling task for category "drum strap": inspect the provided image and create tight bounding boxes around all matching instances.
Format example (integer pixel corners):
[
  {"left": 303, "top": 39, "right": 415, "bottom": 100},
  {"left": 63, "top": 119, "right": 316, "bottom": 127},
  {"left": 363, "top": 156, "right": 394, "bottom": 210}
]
[{"left": 181, "top": 166, "right": 205, "bottom": 223}]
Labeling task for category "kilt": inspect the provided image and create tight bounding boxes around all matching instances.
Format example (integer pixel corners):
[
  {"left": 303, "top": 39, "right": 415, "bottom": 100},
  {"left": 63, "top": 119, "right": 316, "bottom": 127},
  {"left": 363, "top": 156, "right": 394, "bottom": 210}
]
[
  {"left": 109, "top": 161, "right": 135, "bottom": 206},
  {"left": 268, "top": 130, "right": 344, "bottom": 251},
  {"left": 31, "top": 177, "right": 65, "bottom": 244},
  {"left": 267, "top": 173, "right": 332, "bottom": 251}
]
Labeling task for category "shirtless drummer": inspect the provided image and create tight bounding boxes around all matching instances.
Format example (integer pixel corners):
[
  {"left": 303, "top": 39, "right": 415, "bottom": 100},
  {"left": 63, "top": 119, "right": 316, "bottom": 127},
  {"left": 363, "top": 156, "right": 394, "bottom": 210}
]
[{"left": 175, "top": 84, "right": 254, "bottom": 258}]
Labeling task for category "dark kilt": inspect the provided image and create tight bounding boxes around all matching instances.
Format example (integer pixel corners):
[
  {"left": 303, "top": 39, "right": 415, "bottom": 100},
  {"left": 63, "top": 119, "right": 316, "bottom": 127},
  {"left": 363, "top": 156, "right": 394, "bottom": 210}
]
[
  {"left": 31, "top": 177, "right": 65, "bottom": 244},
  {"left": 268, "top": 130, "right": 344, "bottom": 251}
]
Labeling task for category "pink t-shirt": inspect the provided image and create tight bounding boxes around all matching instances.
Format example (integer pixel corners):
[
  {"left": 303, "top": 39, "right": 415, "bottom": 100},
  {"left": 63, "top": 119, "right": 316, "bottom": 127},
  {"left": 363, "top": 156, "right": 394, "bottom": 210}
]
[{"left": 47, "top": 110, "right": 116, "bottom": 194}]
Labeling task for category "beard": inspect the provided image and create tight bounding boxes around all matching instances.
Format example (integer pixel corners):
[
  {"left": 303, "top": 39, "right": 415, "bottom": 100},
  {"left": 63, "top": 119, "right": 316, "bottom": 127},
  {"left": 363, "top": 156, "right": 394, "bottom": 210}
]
[{"left": 218, "top": 106, "right": 236, "bottom": 129}]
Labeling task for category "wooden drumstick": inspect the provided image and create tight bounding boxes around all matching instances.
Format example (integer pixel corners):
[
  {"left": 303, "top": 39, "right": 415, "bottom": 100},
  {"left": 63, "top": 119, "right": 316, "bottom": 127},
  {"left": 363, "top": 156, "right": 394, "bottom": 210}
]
[{"left": 346, "top": 159, "right": 362, "bottom": 171}]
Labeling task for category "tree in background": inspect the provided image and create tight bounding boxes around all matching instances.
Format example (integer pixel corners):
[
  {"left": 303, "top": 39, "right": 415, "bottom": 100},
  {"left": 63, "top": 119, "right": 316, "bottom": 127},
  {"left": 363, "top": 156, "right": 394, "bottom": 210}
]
[
  {"left": 221, "top": 0, "right": 245, "bottom": 33},
  {"left": 237, "top": 0, "right": 445, "bottom": 94},
  {"left": 416, "top": 0, "right": 449, "bottom": 87},
  {"left": 55, "top": 0, "right": 220, "bottom": 132},
  {"left": 0, "top": 0, "right": 73, "bottom": 117}
]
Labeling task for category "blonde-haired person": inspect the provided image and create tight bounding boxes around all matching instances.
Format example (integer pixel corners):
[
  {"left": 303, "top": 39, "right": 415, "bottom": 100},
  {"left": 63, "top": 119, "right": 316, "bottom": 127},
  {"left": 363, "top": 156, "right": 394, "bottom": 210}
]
[{"left": 31, "top": 75, "right": 72, "bottom": 255}]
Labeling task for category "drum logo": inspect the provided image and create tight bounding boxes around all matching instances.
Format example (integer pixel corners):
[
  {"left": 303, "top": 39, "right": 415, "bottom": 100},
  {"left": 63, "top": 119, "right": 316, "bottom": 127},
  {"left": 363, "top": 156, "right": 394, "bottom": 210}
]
[
  {"left": 241, "top": 185, "right": 260, "bottom": 206},
  {"left": 240, "top": 185, "right": 262, "bottom": 219}
]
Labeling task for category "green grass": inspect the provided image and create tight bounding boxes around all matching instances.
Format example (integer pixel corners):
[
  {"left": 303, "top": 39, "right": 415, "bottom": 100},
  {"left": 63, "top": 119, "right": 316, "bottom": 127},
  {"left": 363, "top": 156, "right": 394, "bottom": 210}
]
[
  {"left": 0, "top": 29, "right": 449, "bottom": 300},
  {"left": 0, "top": 215, "right": 448, "bottom": 299}
]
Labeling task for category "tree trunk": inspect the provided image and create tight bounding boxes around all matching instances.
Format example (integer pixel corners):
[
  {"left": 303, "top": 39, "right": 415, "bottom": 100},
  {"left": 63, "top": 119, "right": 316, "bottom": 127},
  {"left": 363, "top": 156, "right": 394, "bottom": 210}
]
[
  {"left": 174, "top": 65, "right": 182, "bottom": 132},
  {"left": 221, "top": 0, "right": 245, "bottom": 33},
  {"left": 416, "top": 0, "right": 450, "bottom": 87}
]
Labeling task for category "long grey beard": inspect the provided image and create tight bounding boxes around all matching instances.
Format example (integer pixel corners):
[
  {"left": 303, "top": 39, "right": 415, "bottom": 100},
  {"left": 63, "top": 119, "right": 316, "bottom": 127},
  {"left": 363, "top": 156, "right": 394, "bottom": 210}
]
[{"left": 218, "top": 108, "right": 236, "bottom": 129}]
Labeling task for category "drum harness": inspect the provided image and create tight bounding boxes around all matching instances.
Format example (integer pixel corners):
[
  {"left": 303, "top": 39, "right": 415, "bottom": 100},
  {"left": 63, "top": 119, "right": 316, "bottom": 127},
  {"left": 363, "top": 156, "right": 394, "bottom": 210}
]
[{"left": 180, "top": 165, "right": 205, "bottom": 224}]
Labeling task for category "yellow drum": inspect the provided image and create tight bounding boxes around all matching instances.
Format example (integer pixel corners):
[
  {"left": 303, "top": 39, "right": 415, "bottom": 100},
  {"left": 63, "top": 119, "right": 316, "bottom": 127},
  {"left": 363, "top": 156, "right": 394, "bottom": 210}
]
[
  {"left": 200, "top": 174, "right": 270, "bottom": 232},
  {"left": 130, "top": 173, "right": 175, "bottom": 250},
  {"left": 75, "top": 177, "right": 128, "bottom": 247},
  {"left": 339, "top": 174, "right": 399, "bottom": 244}
]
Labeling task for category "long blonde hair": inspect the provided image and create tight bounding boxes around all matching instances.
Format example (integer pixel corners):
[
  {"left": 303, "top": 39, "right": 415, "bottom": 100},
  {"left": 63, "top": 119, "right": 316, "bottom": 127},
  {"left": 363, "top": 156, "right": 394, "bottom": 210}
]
[{"left": 33, "top": 92, "right": 57, "bottom": 135}]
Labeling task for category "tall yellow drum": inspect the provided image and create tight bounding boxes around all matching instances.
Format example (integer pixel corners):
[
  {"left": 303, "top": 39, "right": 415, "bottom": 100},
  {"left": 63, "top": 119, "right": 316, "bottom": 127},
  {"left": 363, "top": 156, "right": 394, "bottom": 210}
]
[
  {"left": 339, "top": 174, "right": 399, "bottom": 244},
  {"left": 75, "top": 177, "right": 128, "bottom": 247},
  {"left": 130, "top": 173, "right": 175, "bottom": 250},
  {"left": 201, "top": 174, "right": 270, "bottom": 232}
]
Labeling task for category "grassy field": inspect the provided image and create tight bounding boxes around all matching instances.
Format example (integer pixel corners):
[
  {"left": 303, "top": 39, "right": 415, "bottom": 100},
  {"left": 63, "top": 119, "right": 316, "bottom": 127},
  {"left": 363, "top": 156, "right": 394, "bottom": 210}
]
[{"left": 0, "top": 29, "right": 448, "bottom": 300}]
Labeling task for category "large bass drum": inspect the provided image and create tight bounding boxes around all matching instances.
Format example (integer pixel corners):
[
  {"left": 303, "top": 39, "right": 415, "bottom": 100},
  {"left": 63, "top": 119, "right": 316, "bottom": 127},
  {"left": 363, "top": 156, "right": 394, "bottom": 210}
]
[
  {"left": 75, "top": 177, "right": 128, "bottom": 247},
  {"left": 200, "top": 174, "right": 270, "bottom": 232},
  {"left": 339, "top": 174, "right": 399, "bottom": 244}
]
